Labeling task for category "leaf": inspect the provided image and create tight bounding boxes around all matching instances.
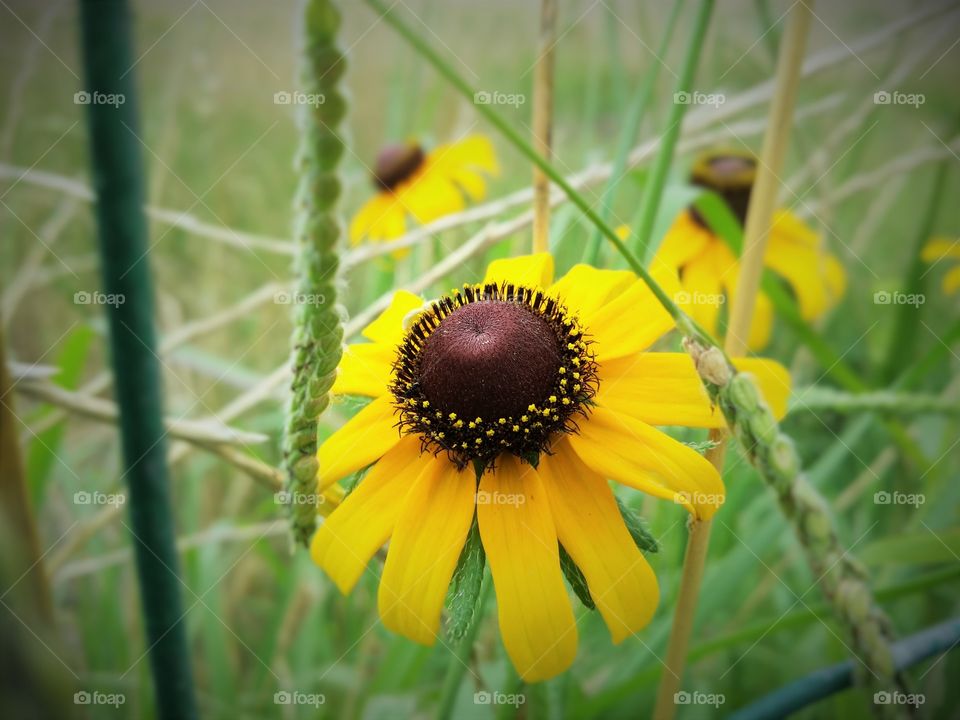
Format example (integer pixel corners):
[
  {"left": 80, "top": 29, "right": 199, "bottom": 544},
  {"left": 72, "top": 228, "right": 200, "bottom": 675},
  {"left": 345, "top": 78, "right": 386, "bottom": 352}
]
[
  {"left": 860, "top": 527, "right": 960, "bottom": 567},
  {"left": 616, "top": 497, "right": 659, "bottom": 554},
  {"left": 444, "top": 515, "right": 486, "bottom": 642},
  {"left": 26, "top": 325, "right": 94, "bottom": 509},
  {"left": 692, "top": 189, "right": 744, "bottom": 256},
  {"left": 560, "top": 544, "right": 595, "bottom": 610}
]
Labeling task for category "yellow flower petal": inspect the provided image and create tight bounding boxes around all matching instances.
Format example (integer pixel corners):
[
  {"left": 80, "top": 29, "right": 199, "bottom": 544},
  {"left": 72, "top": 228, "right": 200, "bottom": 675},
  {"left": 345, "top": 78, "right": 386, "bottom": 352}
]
[
  {"left": 538, "top": 443, "right": 659, "bottom": 643},
  {"left": 595, "top": 352, "right": 790, "bottom": 427},
  {"left": 378, "top": 457, "right": 476, "bottom": 645},
  {"left": 333, "top": 343, "right": 394, "bottom": 398},
  {"left": 944, "top": 264, "right": 960, "bottom": 295},
  {"left": 317, "top": 395, "right": 400, "bottom": 490},
  {"left": 921, "top": 237, "right": 960, "bottom": 262},
  {"left": 565, "top": 409, "right": 724, "bottom": 519},
  {"left": 721, "top": 262, "right": 773, "bottom": 351},
  {"left": 449, "top": 166, "right": 488, "bottom": 201},
  {"left": 483, "top": 252, "right": 555, "bottom": 288},
  {"left": 350, "top": 192, "right": 407, "bottom": 243},
  {"left": 399, "top": 171, "right": 465, "bottom": 225},
  {"left": 433, "top": 134, "right": 499, "bottom": 175},
  {"left": 653, "top": 210, "right": 714, "bottom": 270},
  {"left": 746, "top": 289, "right": 774, "bottom": 351},
  {"left": 765, "top": 229, "right": 844, "bottom": 321},
  {"left": 588, "top": 265, "right": 683, "bottom": 361},
  {"left": 477, "top": 455, "right": 577, "bottom": 682},
  {"left": 681, "top": 240, "right": 729, "bottom": 340},
  {"left": 361, "top": 289, "right": 424, "bottom": 345},
  {"left": 310, "top": 436, "right": 427, "bottom": 593},
  {"left": 771, "top": 209, "right": 819, "bottom": 249},
  {"left": 825, "top": 254, "right": 847, "bottom": 306},
  {"left": 548, "top": 264, "right": 635, "bottom": 321}
]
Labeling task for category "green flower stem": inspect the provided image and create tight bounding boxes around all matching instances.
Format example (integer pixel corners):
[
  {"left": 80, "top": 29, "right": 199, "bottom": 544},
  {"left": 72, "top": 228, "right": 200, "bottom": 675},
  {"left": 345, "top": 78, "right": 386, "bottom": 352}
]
[
  {"left": 77, "top": 1, "right": 198, "bottom": 718},
  {"left": 626, "top": 0, "right": 714, "bottom": 261},
  {"left": 284, "top": 0, "right": 348, "bottom": 547},
  {"left": 583, "top": 0, "right": 686, "bottom": 265},
  {"left": 435, "top": 571, "right": 493, "bottom": 720}
]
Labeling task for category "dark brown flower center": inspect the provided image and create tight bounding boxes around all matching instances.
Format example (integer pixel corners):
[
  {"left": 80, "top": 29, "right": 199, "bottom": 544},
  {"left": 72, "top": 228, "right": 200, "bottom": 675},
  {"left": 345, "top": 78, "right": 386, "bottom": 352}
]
[
  {"left": 390, "top": 283, "right": 597, "bottom": 470},
  {"left": 420, "top": 302, "right": 560, "bottom": 420},
  {"left": 689, "top": 152, "right": 757, "bottom": 228},
  {"left": 373, "top": 143, "right": 425, "bottom": 191}
]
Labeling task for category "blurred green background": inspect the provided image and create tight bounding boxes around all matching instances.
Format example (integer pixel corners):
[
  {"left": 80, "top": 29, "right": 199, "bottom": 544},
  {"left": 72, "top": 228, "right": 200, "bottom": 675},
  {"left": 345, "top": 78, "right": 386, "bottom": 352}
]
[{"left": 2, "top": 0, "right": 959, "bottom": 717}]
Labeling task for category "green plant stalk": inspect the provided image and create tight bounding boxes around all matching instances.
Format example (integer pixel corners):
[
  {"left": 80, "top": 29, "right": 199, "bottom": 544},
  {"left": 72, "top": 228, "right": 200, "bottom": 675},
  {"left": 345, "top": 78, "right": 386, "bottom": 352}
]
[
  {"left": 77, "top": 1, "right": 198, "bottom": 718},
  {"left": 683, "top": 337, "right": 909, "bottom": 717},
  {"left": 629, "top": 0, "right": 714, "bottom": 260},
  {"left": 583, "top": 0, "right": 686, "bottom": 265},
  {"left": 368, "top": 1, "right": 907, "bottom": 709},
  {"left": 284, "top": 0, "right": 348, "bottom": 547},
  {"left": 791, "top": 387, "right": 960, "bottom": 415},
  {"left": 879, "top": 159, "right": 950, "bottom": 383},
  {"left": 436, "top": 572, "right": 493, "bottom": 720}
]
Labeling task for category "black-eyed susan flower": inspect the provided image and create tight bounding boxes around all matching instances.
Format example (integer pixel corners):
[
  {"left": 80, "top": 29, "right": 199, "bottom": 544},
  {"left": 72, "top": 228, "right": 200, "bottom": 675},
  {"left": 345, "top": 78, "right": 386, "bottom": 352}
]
[
  {"left": 349, "top": 135, "right": 498, "bottom": 245},
  {"left": 922, "top": 237, "right": 960, "bottom": 295},
  {"left": 654, "top": 151, "right": 847, "bottom": 349},
  {"left": 310, "top": 253, "right": 789, "bottom": 681}
]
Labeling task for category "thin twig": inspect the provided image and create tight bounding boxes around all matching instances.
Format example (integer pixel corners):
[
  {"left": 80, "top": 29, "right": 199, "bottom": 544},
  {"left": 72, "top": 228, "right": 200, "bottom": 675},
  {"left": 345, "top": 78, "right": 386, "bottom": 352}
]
[{"left": 15, "top": 379, "right": 270, "bottom": 445}]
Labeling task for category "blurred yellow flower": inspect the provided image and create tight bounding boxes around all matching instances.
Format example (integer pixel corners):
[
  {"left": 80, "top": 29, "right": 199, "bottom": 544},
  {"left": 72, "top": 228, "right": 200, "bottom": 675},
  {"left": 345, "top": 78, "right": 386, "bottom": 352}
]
[
  {"left": 921, "top": 237, "right": 960, "bottom": 295},
  {"left": 310, "top": 253, "right": 789, "bottom": 681},
  {"left": 654, "top": 152, "right": 847, "bottom": 350},
  {"left": 349, "top": 135, "right": 498, "bottom": 245}
]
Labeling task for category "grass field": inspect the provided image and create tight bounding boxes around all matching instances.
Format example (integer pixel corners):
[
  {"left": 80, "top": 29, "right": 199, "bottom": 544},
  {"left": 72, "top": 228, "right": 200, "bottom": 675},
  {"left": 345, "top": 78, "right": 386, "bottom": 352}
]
[{"left": 2, "top": 0, "right": 959, "bottom": 718}]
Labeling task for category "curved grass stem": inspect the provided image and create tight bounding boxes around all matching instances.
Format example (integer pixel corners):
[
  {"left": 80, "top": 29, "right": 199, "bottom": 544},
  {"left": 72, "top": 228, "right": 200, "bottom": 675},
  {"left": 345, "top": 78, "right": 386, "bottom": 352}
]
[{"left": 531, "top": 0, "right": 557, "bottom": 254}]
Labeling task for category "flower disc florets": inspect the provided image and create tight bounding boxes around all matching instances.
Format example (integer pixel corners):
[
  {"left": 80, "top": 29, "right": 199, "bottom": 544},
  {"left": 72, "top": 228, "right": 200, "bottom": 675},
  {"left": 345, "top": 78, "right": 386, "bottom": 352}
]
[{"left": 390, "top": 282, "right": 598, "bottom": 469}]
